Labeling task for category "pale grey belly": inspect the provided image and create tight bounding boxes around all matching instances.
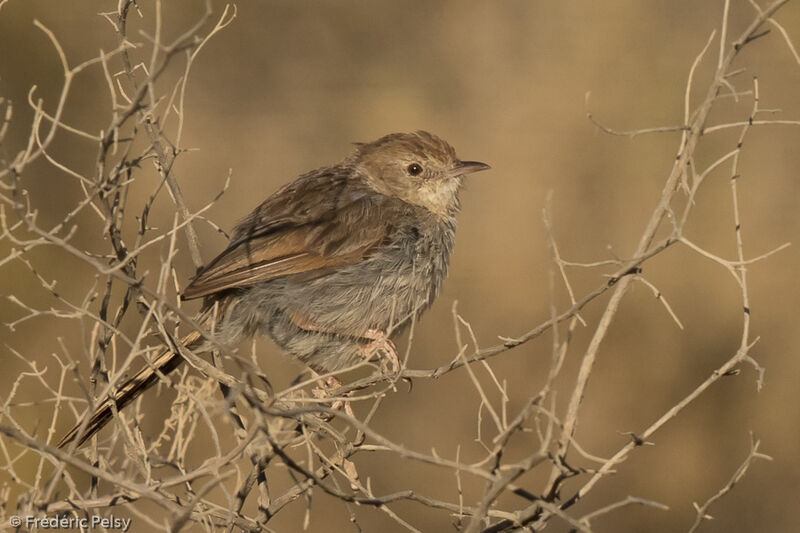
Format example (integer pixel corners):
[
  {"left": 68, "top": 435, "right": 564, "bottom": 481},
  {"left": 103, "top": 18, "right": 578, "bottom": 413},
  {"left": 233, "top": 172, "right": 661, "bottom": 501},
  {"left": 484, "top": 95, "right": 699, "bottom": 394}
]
[{"left": 215, "top": 224, "right": 453, "bottom": 371}]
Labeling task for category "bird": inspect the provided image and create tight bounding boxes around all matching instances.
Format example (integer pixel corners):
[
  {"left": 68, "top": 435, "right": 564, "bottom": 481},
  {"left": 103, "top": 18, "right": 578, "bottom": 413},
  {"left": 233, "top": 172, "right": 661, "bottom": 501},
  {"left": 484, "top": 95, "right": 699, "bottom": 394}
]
[{"left": 58, "top": 130, "right": 490, "bottom": 448}]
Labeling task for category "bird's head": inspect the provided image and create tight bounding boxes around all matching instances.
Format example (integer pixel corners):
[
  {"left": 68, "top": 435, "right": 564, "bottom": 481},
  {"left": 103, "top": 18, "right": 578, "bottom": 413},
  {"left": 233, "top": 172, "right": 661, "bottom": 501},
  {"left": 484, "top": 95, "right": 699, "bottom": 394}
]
[{"left": 354, "top": 131, "right": 490, "bottom": 217}]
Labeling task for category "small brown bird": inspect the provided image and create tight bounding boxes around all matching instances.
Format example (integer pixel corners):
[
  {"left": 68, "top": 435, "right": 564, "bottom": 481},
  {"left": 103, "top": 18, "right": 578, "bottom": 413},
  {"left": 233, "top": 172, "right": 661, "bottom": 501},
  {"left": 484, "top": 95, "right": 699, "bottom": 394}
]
[{"left": 59, "top": 131, "right": 490, "bottom": 447}]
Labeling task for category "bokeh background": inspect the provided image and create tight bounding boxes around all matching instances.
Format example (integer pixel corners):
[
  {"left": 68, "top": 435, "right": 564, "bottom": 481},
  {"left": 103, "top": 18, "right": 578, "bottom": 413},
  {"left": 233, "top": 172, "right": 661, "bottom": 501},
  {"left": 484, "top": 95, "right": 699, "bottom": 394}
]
[{"left": 1, "top": 1, "right": 799, "bottom": 531}]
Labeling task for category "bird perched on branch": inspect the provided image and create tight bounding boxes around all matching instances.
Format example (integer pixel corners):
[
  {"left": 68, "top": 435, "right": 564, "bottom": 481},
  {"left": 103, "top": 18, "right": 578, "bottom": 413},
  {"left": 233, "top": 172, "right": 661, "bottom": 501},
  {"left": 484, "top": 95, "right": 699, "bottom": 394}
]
[{"left": 59, "top": 130, "right": 490, "bottom": 448}]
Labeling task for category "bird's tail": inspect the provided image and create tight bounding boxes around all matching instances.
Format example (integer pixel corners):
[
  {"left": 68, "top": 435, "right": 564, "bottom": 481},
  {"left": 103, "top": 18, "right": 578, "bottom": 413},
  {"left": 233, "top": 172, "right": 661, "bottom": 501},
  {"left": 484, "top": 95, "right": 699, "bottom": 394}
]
[{"left": 57, "top": 328, "right": 206, "bottom": 448}]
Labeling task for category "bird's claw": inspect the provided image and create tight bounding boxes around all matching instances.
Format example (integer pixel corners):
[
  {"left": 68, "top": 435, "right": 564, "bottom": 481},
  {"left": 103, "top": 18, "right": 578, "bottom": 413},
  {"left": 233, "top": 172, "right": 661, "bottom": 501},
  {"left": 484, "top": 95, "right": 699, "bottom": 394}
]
[
  {"left": 360, "top": 329, "right": 401, "bottom": 375},
  {"left": 312, "top": 375, "right": 355, "bottom": 418}
]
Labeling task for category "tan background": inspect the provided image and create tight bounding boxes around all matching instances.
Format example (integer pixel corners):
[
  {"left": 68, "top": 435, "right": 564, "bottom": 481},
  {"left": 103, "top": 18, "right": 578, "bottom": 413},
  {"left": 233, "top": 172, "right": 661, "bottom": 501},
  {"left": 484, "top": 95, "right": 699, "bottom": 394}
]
[{"left": 1, "top": 1, "right": 799, "bottom": 531}]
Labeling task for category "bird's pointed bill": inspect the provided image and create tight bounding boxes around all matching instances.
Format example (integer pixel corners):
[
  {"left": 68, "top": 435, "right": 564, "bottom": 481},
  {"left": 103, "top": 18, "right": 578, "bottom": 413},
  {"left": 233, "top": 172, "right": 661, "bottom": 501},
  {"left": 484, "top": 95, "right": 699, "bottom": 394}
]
[{"left": 452, "top": 160, "right": 491, "bottom": 175}]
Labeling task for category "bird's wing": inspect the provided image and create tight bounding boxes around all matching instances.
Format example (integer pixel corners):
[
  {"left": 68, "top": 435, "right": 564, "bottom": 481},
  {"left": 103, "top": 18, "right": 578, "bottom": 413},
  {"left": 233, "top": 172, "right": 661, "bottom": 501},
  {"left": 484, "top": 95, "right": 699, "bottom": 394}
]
[{"left": 182, "top": 168, "right": 392, "bottom": 300}]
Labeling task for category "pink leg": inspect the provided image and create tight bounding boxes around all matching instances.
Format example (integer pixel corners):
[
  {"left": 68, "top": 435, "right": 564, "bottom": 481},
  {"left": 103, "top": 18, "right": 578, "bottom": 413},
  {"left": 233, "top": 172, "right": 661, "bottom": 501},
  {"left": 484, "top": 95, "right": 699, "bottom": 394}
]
[
  {"left": 312, "top": 374, "right": 355, "bottom": 418},
  {"left": 290, "top": 313, "right": 401, "bottom": 375},
  {"left": 359, "top": 328, "right": 400, "bottom": 374}
]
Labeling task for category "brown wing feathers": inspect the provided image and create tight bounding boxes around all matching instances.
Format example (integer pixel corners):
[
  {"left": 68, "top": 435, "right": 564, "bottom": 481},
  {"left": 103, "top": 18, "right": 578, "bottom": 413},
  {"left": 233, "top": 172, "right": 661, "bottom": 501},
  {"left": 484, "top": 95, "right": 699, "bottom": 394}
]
[{"left": 183, "top": 187, "right": 391, "bottom": 300}]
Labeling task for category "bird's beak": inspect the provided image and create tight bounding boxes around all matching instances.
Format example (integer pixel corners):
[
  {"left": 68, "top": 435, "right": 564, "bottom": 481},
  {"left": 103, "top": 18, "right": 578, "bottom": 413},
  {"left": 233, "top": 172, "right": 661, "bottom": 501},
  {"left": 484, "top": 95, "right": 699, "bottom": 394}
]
[{"left": 452, "top": 160, "right": 491, "bottom": 176}]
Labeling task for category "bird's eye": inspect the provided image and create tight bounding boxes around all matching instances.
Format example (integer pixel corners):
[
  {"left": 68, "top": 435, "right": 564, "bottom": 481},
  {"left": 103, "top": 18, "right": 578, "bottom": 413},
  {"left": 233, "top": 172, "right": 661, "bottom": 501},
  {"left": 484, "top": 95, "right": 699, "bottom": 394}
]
[{"left": 407, "top": 163, "right": 423, "bottom": 176}]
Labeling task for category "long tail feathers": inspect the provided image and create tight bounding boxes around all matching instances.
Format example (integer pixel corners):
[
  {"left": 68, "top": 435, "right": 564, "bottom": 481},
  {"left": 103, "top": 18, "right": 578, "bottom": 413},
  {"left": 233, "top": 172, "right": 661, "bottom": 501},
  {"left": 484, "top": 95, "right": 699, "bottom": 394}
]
[{"left": 57, "top": 329, "right": 204, "bottom": 448}]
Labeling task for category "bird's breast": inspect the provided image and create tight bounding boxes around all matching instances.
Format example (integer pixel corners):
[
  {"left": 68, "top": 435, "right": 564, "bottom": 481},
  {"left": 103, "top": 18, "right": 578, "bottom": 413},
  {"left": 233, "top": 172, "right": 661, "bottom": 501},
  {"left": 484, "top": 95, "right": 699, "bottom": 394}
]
[{"left": 284, "top": 213, "right": 457, "bottom": 336}]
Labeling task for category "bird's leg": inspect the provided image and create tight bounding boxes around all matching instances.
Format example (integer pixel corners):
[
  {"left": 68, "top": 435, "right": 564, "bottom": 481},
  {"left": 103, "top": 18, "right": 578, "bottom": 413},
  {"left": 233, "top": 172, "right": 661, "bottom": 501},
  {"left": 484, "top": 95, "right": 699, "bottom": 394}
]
[
  {"left": 310, "top": 369, "right": 355, "bottom": 418},
  {"left": 359, "top": 328, "right": 400, "bottom": 375},
  {"left": 290, "top": 312, "right": 400, "bottom": 375}
]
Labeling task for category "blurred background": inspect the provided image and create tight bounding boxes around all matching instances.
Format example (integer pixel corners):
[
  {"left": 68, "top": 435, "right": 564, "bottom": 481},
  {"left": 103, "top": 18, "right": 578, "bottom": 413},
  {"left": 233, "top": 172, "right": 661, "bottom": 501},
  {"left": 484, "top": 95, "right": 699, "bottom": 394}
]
[{"left": 1, "top": 1, "right": 799, "bottom": 531}]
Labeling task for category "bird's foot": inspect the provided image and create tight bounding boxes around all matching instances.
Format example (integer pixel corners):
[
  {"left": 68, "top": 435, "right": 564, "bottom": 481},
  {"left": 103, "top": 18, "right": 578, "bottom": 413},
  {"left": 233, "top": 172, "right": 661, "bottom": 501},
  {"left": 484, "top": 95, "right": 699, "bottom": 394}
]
[
  {"left": 312, "top": 375, "right": 355, "bottom": 419},
  {"left": 359, "top": 328, "right": 400, "bottom": 375}
]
